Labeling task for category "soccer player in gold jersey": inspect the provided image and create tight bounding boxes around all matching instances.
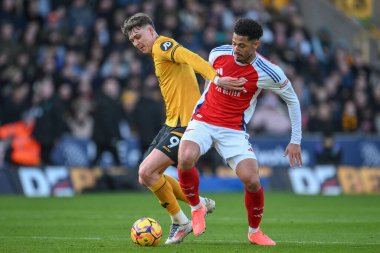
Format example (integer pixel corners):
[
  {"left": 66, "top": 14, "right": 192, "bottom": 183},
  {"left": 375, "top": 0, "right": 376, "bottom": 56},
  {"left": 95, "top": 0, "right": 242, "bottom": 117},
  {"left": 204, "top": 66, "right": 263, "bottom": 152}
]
[{"left": 121, "top": 13, "right": 246, "bottom": 244}]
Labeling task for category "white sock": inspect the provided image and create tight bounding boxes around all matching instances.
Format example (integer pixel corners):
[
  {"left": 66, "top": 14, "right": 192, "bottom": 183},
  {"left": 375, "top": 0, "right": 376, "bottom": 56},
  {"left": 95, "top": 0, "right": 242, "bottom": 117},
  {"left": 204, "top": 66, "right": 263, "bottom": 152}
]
[
  {"left": 188, "top": 196, "right": 205, "bottom": 211},
  {"left": 190, "top": 202, "right": 202, "bottom": 211},
  {"left": 171, "top": 210, "right": 189, "bottom": 225},
  {"left": 249, "top": 226, "right": 259, "bottom": 234}
]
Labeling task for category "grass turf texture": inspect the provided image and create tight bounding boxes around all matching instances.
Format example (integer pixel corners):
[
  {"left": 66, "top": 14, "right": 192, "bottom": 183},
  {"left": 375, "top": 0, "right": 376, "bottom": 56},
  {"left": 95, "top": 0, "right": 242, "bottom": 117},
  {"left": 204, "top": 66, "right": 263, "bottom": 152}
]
[{"left": 0, "top": 192, "right": 379, "bottom": 253}]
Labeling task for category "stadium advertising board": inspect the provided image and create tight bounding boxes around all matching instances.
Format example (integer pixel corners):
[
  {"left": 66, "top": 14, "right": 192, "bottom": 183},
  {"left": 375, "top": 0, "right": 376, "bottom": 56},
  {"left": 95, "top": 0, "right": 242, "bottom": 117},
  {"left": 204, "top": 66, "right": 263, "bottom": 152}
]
[
  {"left": 0, "top": 136, "right": 379, "bottom": 196},
  {"left": 200, "top": 165, "right": 380, "bottom": 195},
  {"left": 0, "top": 169, "right": 21, "bottom": 194},
  {"left": 18, "top": 166, "right": 74, "bottom": 197},
  {"left": 252, "top": 135, "right": 380, "bottom": 167},
  {"left": 0, "top": 165, "right": 379, "bottom": 196}
]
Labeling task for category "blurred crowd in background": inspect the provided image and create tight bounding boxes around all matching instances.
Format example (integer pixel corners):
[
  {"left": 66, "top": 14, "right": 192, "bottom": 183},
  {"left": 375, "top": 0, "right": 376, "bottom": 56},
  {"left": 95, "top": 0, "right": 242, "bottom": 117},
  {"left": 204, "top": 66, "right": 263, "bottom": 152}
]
[{"left": 0, "top": 0, "right": 380, "bottom": 168}]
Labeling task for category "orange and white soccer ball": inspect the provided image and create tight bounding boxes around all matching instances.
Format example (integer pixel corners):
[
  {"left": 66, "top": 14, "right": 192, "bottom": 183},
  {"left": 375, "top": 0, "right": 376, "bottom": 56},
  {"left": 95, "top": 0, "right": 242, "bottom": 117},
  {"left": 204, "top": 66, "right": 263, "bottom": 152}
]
[{"left": 130, "top": 217, "right": 162, "bottom": 246}]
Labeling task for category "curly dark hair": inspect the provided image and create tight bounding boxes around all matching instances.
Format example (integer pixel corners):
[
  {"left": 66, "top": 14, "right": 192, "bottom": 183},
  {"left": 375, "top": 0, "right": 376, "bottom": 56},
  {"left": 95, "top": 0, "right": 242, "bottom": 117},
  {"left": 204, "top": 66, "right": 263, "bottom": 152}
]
[
  {"left": 121, "top": 13, "right": 154, "bottom": 36},
  {"left": 234, "top": 18, "right": 263, "bottom": 41}
]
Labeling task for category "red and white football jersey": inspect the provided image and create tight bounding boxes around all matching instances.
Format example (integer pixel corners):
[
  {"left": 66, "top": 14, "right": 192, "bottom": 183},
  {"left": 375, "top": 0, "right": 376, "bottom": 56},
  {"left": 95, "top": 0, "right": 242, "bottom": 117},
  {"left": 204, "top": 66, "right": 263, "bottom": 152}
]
[{"left": 192, "top": 45, "right": 291, "bottom": 131}]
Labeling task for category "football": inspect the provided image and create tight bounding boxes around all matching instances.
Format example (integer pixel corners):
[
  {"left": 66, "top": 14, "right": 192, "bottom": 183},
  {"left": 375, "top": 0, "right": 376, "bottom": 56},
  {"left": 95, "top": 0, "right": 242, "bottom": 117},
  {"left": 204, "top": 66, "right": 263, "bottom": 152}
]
[{"left": 130, "top": 217, "right": 162, "bottom": 246}]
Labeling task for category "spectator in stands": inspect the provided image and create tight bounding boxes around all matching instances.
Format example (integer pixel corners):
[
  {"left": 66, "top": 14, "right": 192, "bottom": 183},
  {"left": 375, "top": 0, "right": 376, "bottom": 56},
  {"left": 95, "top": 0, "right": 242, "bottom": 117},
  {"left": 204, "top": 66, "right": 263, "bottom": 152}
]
[
  {"left": 92, "top": 78, "right": 123, "bottom": 166},
  {"left": 249, "top": 92, "right": 291, "bottom": 135},
  {"left": 308, "top": 102, "right": 335, "bottom": 133},
  {"left": 66, "top": 97, "right": 94, "bottom": 140},
  {"left": 130, "top": 83, "right": 165, "bottom": 156},
  {"left": 341, "top": 100, "right": 358, "bottom": 132},
  {"left": 57, "top": 82, "right": 74, "bottom": 112},
  {"left": 315, "top": 131, "right": 342, "bottom": 165},
  {"left": 68, "top": 0, "right": 95, "bottom": 33},
  {"left": 0, "top": 83, "right": 30, "bottom": 125},
  {"left": 1, "top": 0, "right": 380, "bottom": 168},
  {"left": 53, "top": 96, "right": 94, "bottom": 167},
  {"left": 120, "top": 89, "right": 139, "bottom": 133},
  {"left": 0, "top": 113, "right": 40, "bottom": 166},
  {"left": 371, "top": 85, "right": 380, "bottom": 133},
  {"left": 32, "top": 77, "right": 65, "bottom": 165}
]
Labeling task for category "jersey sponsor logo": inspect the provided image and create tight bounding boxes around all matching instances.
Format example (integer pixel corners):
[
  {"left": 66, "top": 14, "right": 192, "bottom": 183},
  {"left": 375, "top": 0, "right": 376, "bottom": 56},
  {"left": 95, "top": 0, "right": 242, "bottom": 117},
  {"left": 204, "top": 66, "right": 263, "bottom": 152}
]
[
  {"left": 215, "top": 86, "right": 241, "bottom": 97},
  {"left": 162, "top": 146, "right": 171, "bottom": 152},
  {"left": 160, "top": 41, "right": 173, "bottom": 51},
  {"left": 195, "top": 114, "right": 203, "bottom": 118}
]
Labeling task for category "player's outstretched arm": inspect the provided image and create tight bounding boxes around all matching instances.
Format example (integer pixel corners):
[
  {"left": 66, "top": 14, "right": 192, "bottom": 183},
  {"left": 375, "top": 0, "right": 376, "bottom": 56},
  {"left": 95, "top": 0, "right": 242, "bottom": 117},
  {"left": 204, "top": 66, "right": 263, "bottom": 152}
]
[
  {"left": 172, "top": 46, "right": 218, "bottom": 81},
  {"left": 172, "top": 46, "right": 246, "bottom": 89}
]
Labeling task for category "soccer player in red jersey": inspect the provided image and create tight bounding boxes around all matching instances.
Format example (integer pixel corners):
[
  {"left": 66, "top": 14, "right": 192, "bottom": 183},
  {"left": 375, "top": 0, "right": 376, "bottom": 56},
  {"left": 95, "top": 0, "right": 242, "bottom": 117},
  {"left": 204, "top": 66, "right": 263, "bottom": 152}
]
[
  {"left": 121, "top": 13, "right": 246, "bottom": 244},
  {"left": 178, "top": 18, "right": 303, "bottom": 245}
]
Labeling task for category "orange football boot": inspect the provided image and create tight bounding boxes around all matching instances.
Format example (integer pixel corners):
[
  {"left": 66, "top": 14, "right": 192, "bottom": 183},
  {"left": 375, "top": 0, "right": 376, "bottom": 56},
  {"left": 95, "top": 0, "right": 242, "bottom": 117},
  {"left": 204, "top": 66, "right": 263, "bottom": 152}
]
[
  {"left": 248, "top": 229, "right": 276, "bottom": 245},
  {"left": 191, "top": 205, "right": 207, "bottom": 236}
]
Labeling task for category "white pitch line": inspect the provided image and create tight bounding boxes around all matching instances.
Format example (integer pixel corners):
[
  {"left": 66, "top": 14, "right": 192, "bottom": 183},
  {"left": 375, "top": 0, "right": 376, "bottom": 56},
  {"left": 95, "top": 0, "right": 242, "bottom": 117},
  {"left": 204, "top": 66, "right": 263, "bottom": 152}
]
[
  {"left": 1, "top": 236, "right": 379, "bottom": 246},
  {"left": 0, "top": 236, "right": 101, "bottom": 240},
  {"left": 277, "top": 240, "right": 380, "bottom": 245},
  {"left": 216, "top": 217, "right": 380, "bottom": 223},
  {"left": 190, "top": 239, "right": 380, "bottom": 246}
]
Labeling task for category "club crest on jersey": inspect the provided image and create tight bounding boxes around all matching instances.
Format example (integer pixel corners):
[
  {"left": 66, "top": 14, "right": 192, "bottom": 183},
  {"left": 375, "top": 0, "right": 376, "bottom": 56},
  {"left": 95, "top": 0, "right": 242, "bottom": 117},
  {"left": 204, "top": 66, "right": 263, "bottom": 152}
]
[{"left": 160, "top": 41, "right": 173, "bottom": 51}]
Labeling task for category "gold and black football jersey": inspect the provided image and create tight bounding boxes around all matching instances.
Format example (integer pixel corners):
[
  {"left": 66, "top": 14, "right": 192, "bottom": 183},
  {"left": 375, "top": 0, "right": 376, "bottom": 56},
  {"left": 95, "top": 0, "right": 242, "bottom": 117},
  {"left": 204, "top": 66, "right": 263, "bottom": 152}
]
[{"left": 151, "top": 36, "right": 218, "bottom": 127}]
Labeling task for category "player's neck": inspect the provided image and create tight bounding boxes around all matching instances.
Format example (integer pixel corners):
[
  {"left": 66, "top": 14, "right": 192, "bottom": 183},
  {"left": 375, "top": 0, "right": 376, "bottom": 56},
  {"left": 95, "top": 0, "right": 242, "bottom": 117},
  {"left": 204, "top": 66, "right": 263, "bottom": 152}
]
[
  {"left": 236, "top": 52, "right": 257, "bottom": 65},
  {"left": 152, "top": 33, "right": 159, "bottom": 42},
  {"left": 246, "top": 52, "right": 257, "bottom": 64},
  {"left": 147, "top": 33, "right": 159, "bottom": 55}
]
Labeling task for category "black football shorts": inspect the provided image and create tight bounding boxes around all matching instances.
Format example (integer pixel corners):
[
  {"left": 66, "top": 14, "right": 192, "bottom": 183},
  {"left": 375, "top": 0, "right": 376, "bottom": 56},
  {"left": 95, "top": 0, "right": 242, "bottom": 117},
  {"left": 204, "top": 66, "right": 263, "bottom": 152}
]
[{"left": 145, "top": 125, "right": 186, "bottom": 165}]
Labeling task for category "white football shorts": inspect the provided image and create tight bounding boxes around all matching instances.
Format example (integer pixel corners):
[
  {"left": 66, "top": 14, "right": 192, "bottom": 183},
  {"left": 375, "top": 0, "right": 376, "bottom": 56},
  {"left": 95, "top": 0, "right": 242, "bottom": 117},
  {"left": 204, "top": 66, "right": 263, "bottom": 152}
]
[{"left": 182, "top": 120, "right": 257, "bottom": 170}]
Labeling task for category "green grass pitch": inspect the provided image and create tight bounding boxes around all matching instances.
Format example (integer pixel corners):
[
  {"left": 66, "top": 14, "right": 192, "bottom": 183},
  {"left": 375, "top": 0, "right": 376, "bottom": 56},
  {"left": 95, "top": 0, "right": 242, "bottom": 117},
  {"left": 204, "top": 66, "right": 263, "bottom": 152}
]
[{"left": 0, "top": 192, "right": 379, "bottom": 253}]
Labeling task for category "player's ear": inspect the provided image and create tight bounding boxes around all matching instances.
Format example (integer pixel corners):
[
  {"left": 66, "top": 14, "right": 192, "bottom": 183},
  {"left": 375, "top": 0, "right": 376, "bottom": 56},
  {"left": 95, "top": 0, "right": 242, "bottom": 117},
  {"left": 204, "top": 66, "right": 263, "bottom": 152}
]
[
  {"left": 253, "top": 39, "right": 260, "bottom": 49},
  {"left": 147, "top": 25, "right": 155, "bottom": 35}
]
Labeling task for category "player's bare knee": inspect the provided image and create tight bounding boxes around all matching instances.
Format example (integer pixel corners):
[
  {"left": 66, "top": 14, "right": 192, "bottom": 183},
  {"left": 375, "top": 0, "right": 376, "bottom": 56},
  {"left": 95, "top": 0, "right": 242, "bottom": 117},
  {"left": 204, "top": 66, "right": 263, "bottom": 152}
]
[
  {"left": 243, "top": 177, "right": 261, "bottom": 192},
  {"left": 138, "top": 169, "right": 147, "bottom": 183},
  {"left": 138, "top": 176, "right": 146, "bottom": 186},
  {"left": 177, "top": 159, "right": 191, "bottom": 171},
  {"left": 139, "top": 164, "right": 160, "bottom": 187},
  {"left": 178, "top": 152, "right": 195, "bottom": 171},
  {"left": 138, "top": 165, "right": 151, "bottom": 183}
]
